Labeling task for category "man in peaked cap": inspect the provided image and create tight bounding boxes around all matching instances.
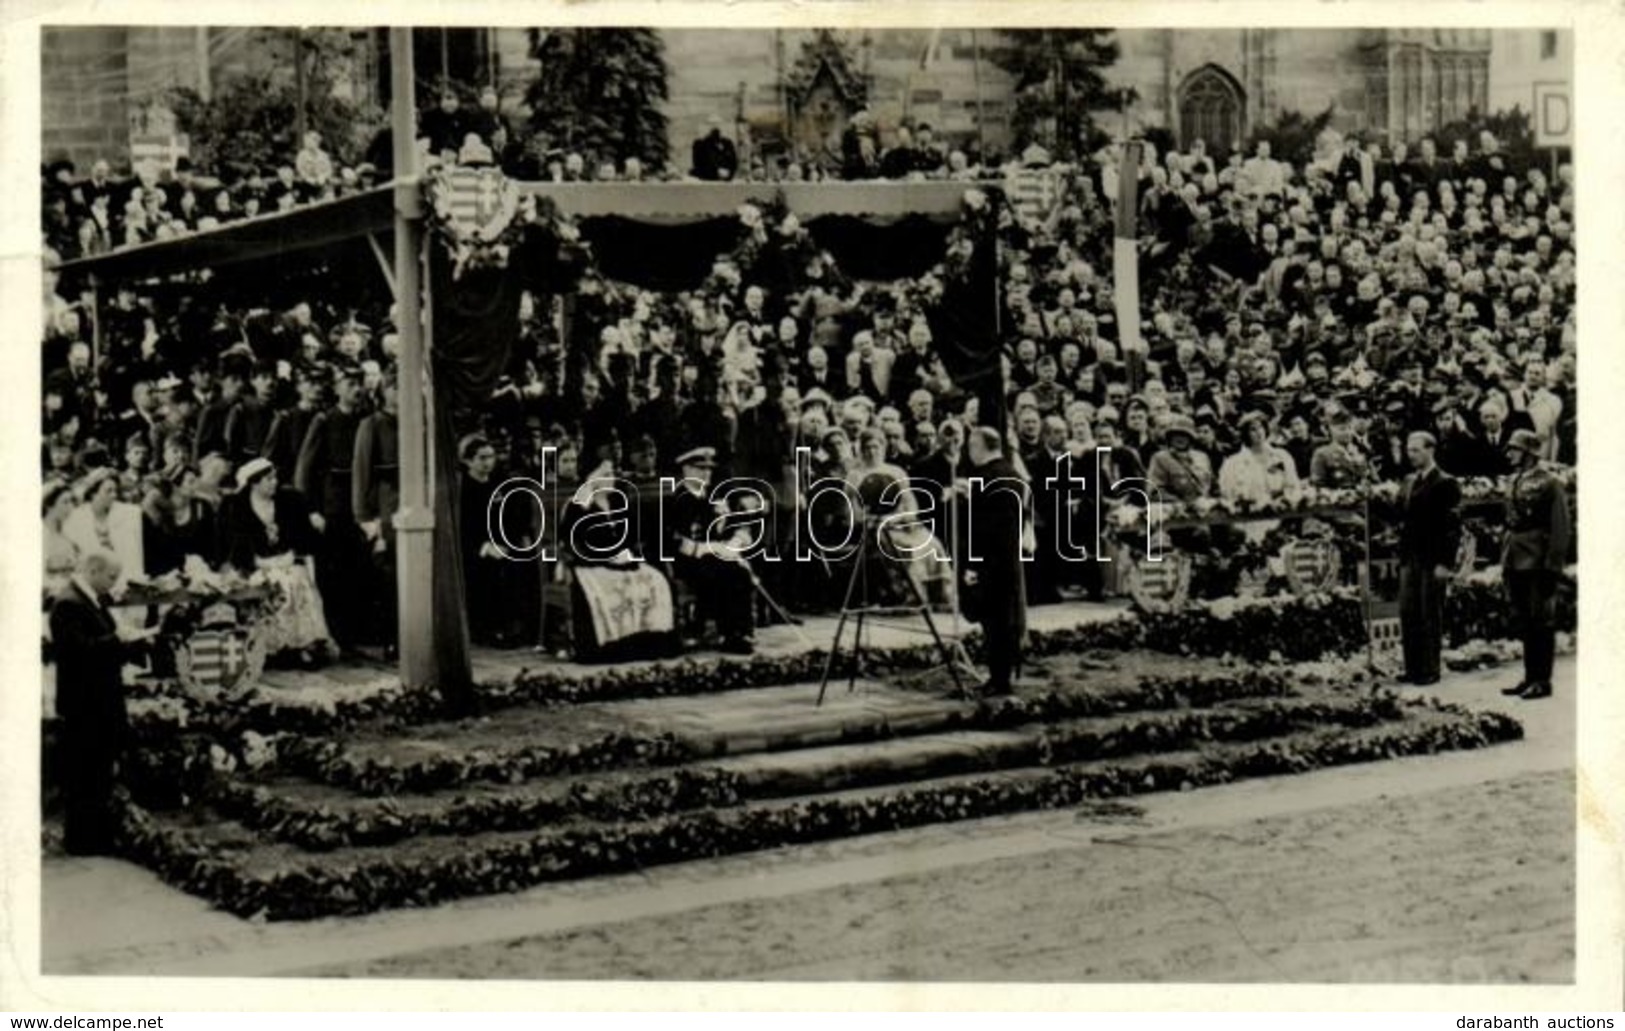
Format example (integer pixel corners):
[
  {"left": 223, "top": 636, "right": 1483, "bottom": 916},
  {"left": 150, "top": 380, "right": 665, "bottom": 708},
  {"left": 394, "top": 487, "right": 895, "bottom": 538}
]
[
  {"left": 294, "top": 362, "right": 370, "bottom": 652},
  {"left": 666, "top": 446, "right": 754, "bottom": 654},
  {"left": 1498, "top": 429, "right": 1570, "bottom": 700}
]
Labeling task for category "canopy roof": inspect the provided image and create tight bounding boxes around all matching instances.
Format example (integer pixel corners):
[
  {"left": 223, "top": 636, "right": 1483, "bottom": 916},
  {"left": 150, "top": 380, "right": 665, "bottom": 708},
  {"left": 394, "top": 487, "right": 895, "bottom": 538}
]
[
  {"left": 55, "top": 185, "right": 397, "bottom": 284},
  {"left": 55, "top": 179, "right": 980, "bottom": 285}
]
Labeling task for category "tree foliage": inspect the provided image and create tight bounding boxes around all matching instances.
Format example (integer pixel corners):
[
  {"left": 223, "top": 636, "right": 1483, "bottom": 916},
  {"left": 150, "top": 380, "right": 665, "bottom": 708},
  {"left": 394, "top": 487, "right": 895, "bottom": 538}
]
[
  {"left": 523, "top": 29, "right": 672, "bottom": 168},
  {"left": 167, "top": 28, "right": 385, "bottom": 177},
  {"left": 1246, "top": 106, "right": 1336, "bottom": 165},
  {"left": 1437, "top": 106, "right": 1537, "bottom": 165},
  {"left": 986, "top": 29, "right": 1131, "bottom": 161}
]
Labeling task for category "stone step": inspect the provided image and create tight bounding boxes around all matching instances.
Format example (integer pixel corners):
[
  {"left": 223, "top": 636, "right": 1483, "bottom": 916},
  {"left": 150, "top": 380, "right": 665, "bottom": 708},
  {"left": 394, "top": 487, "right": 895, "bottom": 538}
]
[
  {"left": 280, "top": 667, "right": 1299, "bottom": 796},
  {"left": 215, "top": 693, "right": 1387, "bottom": 852},
  {"left": 705, "top": 730, "right": 1038, "bottom": 796}
]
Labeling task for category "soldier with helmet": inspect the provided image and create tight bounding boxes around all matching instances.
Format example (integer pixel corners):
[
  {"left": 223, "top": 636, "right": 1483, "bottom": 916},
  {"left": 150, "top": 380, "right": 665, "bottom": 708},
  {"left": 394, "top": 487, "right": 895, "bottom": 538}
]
[{"left": 1498, "top": 429, "right": 1571, "bottom": 701}]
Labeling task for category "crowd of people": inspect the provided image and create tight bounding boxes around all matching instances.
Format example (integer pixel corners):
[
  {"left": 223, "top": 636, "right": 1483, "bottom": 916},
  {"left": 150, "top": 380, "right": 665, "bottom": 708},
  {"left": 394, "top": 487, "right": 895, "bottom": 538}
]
[
  {"left": 41, "top": 107, "right": 1577, "bottom": 667},
  {"left": 41, "top": 91, "right": 1025, "bottom": 266}
]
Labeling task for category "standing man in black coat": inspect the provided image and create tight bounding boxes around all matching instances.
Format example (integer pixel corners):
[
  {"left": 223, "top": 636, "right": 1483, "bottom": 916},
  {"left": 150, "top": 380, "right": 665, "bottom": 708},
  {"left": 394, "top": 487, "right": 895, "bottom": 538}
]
[
  {"left": 49, "top": 551, "right": 156, "bottom": 855},
  {"left": 692, "top": 115, "right": 739, "bottom": 181},
  {"left": 963, "top": 426, "right": 1029, "bottom": 696},
  {"left": 1498, "top": 430, "right": 1571, "bottom": 700},
  {"left": 1396, "top": 431, "right": 1462, "bottom": 687}
]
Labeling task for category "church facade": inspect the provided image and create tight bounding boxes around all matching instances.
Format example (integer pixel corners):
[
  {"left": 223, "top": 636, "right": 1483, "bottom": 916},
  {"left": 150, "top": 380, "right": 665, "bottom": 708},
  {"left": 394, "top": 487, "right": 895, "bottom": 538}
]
[{"left": 42, "top": 27, "right": 1571, "bottom": 172}]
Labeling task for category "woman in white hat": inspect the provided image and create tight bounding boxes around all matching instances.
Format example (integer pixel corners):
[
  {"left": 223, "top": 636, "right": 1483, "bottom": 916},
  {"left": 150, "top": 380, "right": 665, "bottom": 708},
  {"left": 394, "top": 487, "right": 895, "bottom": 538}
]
[
  {"left": 62, "top": 467, "right": 145, "bottom": 589},
  {"left": 220, "top": 457, "right": 333, "bottom": 668}
]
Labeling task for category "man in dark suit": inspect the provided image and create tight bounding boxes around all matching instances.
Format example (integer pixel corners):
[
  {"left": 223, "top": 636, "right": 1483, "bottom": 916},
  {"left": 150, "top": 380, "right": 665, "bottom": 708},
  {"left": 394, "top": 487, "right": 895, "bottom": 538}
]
[
  {"left": 49, "top": 551, "right": 156, "bottom": 855},
  {"left": 964, "top": 427, "right": 1029, "bottom": 696},
  {"left": 1463, "top": 396, "right": 1535, "bottom": 478},
  {"left": 1498, "top": 430, "right": 1571, "bottom": 700},
  {"left": 1396, "top": 431, "right": 1462, "bottom": 687}
]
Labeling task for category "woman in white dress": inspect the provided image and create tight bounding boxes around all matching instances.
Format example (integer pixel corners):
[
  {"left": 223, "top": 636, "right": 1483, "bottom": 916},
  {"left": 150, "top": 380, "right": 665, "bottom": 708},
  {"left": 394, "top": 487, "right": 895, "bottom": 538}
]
[
  {"left": 1218, "top": 411, "right": 1302, "bottom": 542},
  {"left": 44, "top": 478, "right": 79, "bottom": 596},
  {"left": 62, "top": 468, "right": 145, "bottom": 588}
]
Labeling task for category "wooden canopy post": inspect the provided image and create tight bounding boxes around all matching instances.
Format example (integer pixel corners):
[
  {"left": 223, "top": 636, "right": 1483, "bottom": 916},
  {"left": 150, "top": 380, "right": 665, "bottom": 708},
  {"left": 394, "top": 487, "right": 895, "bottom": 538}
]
[
  {"left": 86, "top": 274, "right": 101, "bottom": 375},
  {"left": 390, "top": 27, "right": 440, "bottom": 692}
]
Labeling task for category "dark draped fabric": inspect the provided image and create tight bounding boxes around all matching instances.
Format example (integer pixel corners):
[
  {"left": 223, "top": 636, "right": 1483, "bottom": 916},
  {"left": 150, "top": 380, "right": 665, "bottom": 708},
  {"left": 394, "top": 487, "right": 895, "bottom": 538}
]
[
  {"left": 579, "top": 216, "right": 740, "bottom": 291},
  {"left": 428, "top": 224, "right": 569, "bottom": 707},
  {"left": 807, "top": 215, "right": 953, "bottom": 282},
  {"left": 925, "top": 197, "right": 1007, "bottom": 437},
  {"left": 571, "top": 214, "right": 954, "bottom": 292}
]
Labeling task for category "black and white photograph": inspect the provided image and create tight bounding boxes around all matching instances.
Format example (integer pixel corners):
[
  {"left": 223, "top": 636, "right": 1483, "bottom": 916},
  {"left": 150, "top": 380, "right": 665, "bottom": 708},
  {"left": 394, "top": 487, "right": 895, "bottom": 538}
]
[{"left": 7, "top": 7, "right": 1620, "bottom": 1008}]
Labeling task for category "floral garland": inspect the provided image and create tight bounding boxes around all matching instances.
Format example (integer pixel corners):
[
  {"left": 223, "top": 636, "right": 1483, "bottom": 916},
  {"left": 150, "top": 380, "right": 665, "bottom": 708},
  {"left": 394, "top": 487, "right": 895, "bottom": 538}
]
[
  {"left": 195, "top": 668, "right": 1297, "bottom": 817},
  {"left": 164, "top": 663, "right": 1293, "bottom": 845},
  {"left": 710, "top": 194, "right": 853, "bottom": 300},
  {"left": 1139, "top": 590, "right": 1368, "bottom": 662},
  {"left": 274, "top": 729, "right": 692, "bottom": 798},
  {"left": 109, "top": 578, "right": 1555, "bottom": 748},
  {"left": 1035, "top": 694, "right": 1408, "bottom": 767},
  {"left": 113, "top": 703, "right": 1522, "bottom": 921},
  {"left": 126, "top": 561, "right": 280, "bottom": 606},
  {"left": 1109, "top": 468, "right": 1577, "bottom": 535},
  {"left": 205, "top": 767, "right": 749, "bottom": 853}
]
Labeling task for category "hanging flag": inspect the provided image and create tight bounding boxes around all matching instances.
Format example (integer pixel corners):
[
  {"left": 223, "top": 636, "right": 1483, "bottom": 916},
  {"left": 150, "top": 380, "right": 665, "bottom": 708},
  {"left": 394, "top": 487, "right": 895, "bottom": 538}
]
[
  {"left": 926, "top": 189, "right": 1008, "bottom": 436},
  {"left": 1114, "top": 141, "right": 1145, "bottom": 390}
]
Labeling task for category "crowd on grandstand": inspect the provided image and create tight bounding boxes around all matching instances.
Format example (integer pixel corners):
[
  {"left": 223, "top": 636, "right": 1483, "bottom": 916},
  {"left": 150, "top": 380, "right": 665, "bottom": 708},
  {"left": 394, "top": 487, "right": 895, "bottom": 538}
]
[{"left": 39, "top": 87, "right": 1576, "bottom": 664}]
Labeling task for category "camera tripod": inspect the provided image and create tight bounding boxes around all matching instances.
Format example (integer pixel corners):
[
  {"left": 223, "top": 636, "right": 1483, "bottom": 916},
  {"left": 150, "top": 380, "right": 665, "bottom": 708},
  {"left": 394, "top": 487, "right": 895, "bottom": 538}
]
[{"left": 814, "top": 518, "right": 975, "bottom": 706}]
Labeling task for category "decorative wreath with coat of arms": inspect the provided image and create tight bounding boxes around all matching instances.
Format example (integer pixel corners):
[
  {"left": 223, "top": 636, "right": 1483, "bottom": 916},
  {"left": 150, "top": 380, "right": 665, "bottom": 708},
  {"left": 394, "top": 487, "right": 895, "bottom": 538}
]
[
  {"left": 424, "top": 163, "right": 525, "bottom": 278},
  {"left": 1280, "top": 537, "right": 1342, "bottom": 596},
  {"left": 1126, "top": 550, "right": 1192, "bottom": 614}
]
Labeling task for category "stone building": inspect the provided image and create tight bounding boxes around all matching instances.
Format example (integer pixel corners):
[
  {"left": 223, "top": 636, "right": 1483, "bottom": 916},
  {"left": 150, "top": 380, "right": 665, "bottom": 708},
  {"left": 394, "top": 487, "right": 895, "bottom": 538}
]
[{"left": 42, "top": 26, "right": 1572, "bottom": 173}]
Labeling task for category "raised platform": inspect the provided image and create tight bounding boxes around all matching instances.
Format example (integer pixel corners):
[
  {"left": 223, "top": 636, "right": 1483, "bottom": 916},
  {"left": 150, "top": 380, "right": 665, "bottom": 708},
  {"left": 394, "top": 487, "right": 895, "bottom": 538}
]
[
  {"left": 41, "top": 599, "right": 1130, "bottom": 722},
  {"left": 62, "top": 597, "right": 1520, "bottom": 921}
]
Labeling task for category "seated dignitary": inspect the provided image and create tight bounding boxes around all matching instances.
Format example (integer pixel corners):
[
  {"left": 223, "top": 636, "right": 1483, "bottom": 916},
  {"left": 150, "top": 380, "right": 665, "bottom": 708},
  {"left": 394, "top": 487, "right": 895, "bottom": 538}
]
[{"left": 665, "top": 446, "right": 755, "bottom": 654}]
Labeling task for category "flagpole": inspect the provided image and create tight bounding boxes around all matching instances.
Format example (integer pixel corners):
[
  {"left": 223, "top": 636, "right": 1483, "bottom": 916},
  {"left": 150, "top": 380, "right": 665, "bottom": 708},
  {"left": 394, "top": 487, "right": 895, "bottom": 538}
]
[
  {"left": 972, "top": 29, "right": 986, "bottom": 160},
  {"left": 1114, "top": 139, "right": 1145, "bottom": 394},
  {"left": 391, "top": 27, "right": 438, "bottom": 691}
]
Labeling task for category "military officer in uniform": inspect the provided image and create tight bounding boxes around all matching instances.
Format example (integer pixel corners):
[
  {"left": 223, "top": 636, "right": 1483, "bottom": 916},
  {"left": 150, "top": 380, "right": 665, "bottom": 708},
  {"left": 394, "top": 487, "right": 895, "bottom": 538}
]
[
  {"left": 1309, "top": 409, "right": 1370, "bottom": 489},
  {"left": 353, "top": 374, "right": 401, "bottom": 656},
  {"left": 1499, "top": 429, "right": 1571, "bottom": 700},
  {"left": 1146, "top": 414, "right": 1213, "bottom": 501},
  {"left": 667, "top": 447, "right": 755, "bottom": 654}
]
